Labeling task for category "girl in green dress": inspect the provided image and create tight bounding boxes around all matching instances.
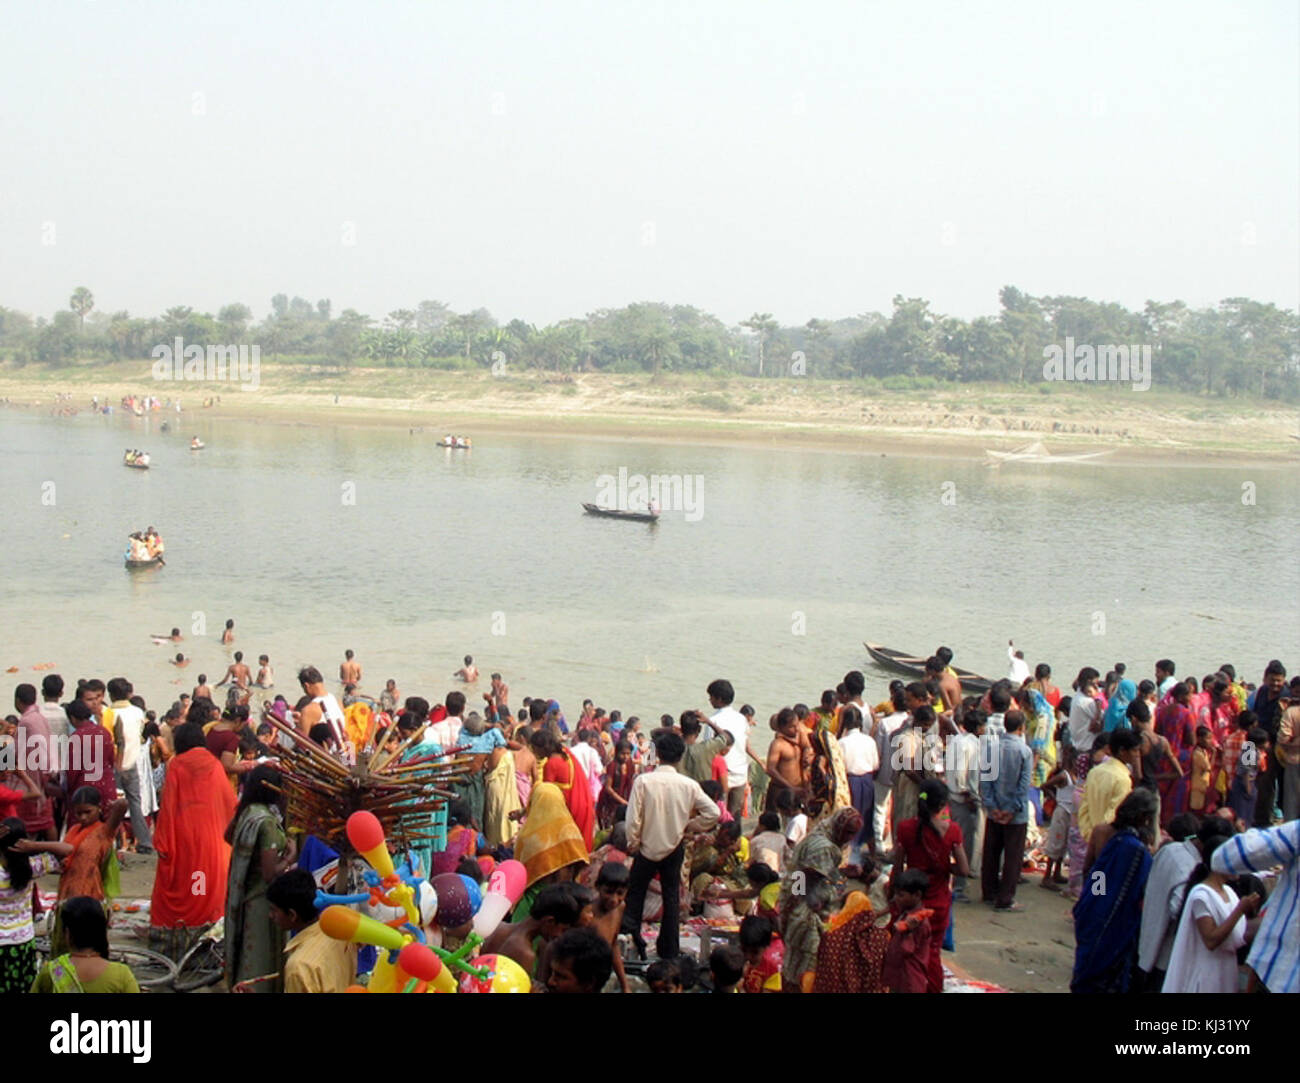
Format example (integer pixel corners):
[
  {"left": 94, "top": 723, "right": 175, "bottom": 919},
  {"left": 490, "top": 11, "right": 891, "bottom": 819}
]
[{"left": 30, "top": 896, "right": 139, "bottom": 993}]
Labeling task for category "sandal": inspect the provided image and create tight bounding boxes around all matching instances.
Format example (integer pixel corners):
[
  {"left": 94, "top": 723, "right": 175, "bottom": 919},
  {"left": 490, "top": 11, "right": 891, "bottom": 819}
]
[{"left": 994, "top": 902, "right": 1026, "bottom": 913}]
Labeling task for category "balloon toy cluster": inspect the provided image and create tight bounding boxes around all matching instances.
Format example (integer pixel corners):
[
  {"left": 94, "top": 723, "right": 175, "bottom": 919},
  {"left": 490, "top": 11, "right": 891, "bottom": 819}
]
[{"left": 316, "top": 811, "right": 531, "bottom": 993}]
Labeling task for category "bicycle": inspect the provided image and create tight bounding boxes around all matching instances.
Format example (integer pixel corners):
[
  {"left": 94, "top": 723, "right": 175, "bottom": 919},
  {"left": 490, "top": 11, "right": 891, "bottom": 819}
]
[
  {"left": 31, "top": 936, "right": 179, "bottom": 992},
  {"left": 173, "top": 921, "right": 226, "bottom": 992}
]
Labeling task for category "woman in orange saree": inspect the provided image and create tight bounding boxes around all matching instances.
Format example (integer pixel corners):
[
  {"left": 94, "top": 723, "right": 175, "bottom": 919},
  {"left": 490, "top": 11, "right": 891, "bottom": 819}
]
[
  {"left": 531, "top": 730, "right": 594, "bottom": 849},
  {"left": 149, "top": 722, "right": 237, "bottom": 959}
]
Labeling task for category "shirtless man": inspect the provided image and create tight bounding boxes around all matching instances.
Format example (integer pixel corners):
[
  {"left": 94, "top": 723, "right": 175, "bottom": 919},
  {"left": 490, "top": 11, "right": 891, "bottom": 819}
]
[
  {"left": 926, "top": 656, "right": 962, "bottom": 718},
  {"left": 218, "top": 651, "right": 252, "bottom": 689},
  {"left": 379, "top": 679, "right": 400, "bottom": 715},
  {"left": 480, "top": 884, "right": 582, "bottom": 982},
  {"left": 221, "top": 619, "right": 235, "bottom": 645},
  {"left": 765, "top": 708, "right": 811, "bottom": 809},
  {"left": 488, "top": 672, "right": 508, "bottom": 710},
  {"left": 170, "top": 653, "right": 190, "bottom": 668},
  {"left": 454, "top": 655, "right": 479, "bottom": 683},
  {"left": 255, "top": 655, "right": 274, "bottom": 687},
  {"left": 339, "top": 649, "right": 362, "bottom": 685},
  {"left": 151, "top": 627, "right": 183, "bottom": 645},
  {"left": 192, "top": 675, "right": 213, "bottom": 701}
]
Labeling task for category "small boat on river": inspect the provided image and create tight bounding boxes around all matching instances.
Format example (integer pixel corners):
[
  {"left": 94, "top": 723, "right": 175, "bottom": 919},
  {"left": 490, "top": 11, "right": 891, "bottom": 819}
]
[
  {"left": 863, "top": 641, "right": 993, "bottom": 694},
  {"left": 581, "top": 502, "right": 659, "bottom": 524}
]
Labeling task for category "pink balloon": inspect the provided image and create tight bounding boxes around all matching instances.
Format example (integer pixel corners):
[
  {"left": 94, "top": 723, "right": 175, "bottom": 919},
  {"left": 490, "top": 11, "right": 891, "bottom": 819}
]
[{"left": 487, "top": 859, "right": 527, "bottom": 904}]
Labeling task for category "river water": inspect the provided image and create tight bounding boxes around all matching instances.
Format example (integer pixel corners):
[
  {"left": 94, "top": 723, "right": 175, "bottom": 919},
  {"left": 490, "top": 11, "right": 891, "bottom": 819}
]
[{"left": 1, "top": 409, "right": 1297, "bottom": 733}]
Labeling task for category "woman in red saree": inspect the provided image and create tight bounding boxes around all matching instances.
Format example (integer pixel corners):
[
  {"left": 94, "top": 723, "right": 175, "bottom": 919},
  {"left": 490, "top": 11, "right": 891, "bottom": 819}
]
[
  {"left": 1156, "top": 685, "right": 1196, "bottom": 824},
  {"left": 887, "top": 778, "right": 969, "bottom": 994},
  {"left": 149, "top": 722, "right": 237, "bottom": 958},
  {"left": 597, "top": 740, "right": 636, "bottom": 830},
  {"left": 531, "top": 730, "right": 594, "bottom": 849}
]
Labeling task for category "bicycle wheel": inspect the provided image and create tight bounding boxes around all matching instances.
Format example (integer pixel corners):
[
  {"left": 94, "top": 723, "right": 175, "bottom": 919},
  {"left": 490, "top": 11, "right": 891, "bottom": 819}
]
[
  {"left": 173, "top": 936, "right": 224, "bottom": 992},
  {"left": 111, "top": 947, "right": 178, "bottom": 991}
]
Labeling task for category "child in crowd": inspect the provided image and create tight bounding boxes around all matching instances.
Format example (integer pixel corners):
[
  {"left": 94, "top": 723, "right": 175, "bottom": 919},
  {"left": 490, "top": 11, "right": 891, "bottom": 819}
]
[
  {"left": 1188, "top": 726, "right": 1217, "bottom": 814},
  {"left": 646, "top": 956, "right": 686, "bottom": 993},
  {"left": 0, "top": 818, "right": 64, "bottom": 992},
  {"left": 708, "top": 944, "right": 745, "bottom": 993},
  {"left": 591, "top": 862, "right": 630, "bottom": 993},
  {"left": 51, "top": 787, "right": 127, "bottom": 954},
  {"left": 1227, "top": 726, "right": 1269, "bottom": 826},
  {"left": 882, "top": 868, "right": 933, "bottom": 994},
  {"left": 1040, "top": 762, "right": 1073, "bottom": 888},
  {"left": 701, "top": 779, "right": 733, "bottom": 824},
  {"left": 739, "top": 913, "right": 784, "bottom": 993},
  {"left": 749, "top": 811, "right": 786, "bottom": 872},
  {"left": 546, "top": 926, "right": 614, "bottom": 994}
]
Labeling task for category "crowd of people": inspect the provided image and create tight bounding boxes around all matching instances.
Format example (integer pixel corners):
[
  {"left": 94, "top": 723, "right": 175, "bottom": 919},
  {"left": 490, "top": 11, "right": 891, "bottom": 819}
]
[
  {"left": 0, "top": 645, "right": 1296, "bottom": 995},
  {"left": 124, "top": 527, "right": 165, "bottom": 562}
]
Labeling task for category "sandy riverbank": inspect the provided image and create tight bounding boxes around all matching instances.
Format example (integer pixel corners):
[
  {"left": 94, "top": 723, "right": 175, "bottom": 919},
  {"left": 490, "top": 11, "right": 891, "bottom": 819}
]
[{"left": 4, "top": 363, "right": 1300, "bottom": 466}]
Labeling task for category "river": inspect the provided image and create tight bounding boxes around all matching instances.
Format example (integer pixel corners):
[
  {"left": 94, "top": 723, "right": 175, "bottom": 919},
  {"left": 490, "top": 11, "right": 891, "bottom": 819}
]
[{"left": 1, "top": 408, "right": 1297, "bottom": 733}]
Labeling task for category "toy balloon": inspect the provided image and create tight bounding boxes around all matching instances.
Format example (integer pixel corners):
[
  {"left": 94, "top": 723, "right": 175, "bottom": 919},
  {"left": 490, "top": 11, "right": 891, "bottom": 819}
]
[
  {"left": 469, "top": 892, "right": 512, "bottom": 939},
  {"left": 458, "top": 953, "right": 530, "bottom": 994},
  {"left": 347, "top": 810, "right": 395, "bottom": 879},
  {"left": 487, "top": 860, "right": 527, "bottom": 904},
  {"left": 458, "top": 874, "right": 483, "bottom": 915},
  {"left": 429, "top": 873, "right": 473, "bottom": 928},
  {"left": 319, "top": 905, "right": 406, "bottom": 951}
]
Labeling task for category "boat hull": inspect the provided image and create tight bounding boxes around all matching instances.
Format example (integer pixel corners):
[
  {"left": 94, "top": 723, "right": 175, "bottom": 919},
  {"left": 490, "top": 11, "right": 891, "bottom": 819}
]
[
  {"left": 125, "top": 557, "right": 163, "bottom": 569},
  {"left": 863, "top": 641, "right": 993, "bottom": 694},
  {"left": 581, "top": 502, "right": 659, "bottom": 523}
]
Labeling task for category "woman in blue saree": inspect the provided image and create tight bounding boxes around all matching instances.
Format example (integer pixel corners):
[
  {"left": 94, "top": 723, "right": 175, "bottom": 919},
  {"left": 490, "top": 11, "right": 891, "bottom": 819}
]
[{"left": 1070, "top": 788, "right": 1157, "bottom": 993}]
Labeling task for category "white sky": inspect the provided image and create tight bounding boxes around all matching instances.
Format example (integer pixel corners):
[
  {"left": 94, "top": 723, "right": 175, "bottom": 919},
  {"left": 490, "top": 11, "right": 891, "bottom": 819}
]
[{"left": 1, "top": 0, "right": 1297, "bottom": 327}]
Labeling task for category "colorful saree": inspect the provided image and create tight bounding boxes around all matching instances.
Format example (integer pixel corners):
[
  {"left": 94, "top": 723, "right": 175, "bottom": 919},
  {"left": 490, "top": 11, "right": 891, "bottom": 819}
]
[
  {"left": 542, "top": 748, "right": 594, "bottom": 849},
  {"left": 1155, "top": 702, "right": 1195, "bottom": 823},
  {"left": 514, "top": 782, "right": 589, "bottom": 890},
  {"left": 223, "top": 802, "right": 287, "bottom": 991}
]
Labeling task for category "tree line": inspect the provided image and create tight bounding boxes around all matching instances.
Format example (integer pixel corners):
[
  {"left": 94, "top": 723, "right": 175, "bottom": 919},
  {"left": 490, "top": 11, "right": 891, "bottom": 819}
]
[{"left": 2, "top": 287, "right": 1296, "bottom": 398}]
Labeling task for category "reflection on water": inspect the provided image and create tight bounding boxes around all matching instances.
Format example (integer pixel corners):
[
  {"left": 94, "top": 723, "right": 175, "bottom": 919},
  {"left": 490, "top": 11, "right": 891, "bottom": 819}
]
[{"left": 1, "top": 410, "right": 1297, "bottom": 728}]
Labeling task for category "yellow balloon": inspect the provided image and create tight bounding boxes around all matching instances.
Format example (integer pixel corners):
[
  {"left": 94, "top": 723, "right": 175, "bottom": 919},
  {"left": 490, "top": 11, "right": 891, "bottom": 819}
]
[{"left": 370, "top": 950, "right": 399, "bottom": 994}]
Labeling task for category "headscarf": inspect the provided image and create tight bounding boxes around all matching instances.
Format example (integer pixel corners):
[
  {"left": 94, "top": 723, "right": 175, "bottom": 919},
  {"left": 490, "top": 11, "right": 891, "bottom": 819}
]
[
  {"left": 514, "top": 782, "right": 588, "bottom": 888},
  {"left": 1102, "top": 680, "right": 1137, "bottom": 733},
  {"left": 546, "top": 700, "right": 568, "bottom": 736}
]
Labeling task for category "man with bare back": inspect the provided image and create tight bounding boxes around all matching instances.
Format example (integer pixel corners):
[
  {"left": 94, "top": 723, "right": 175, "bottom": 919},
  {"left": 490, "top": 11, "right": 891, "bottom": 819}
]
[
  {"left": 218, "top": 651, "right": 252, "bottom": 690},
  {"left": 340, "top": 649, "right": 362, "bottom": 685},
  {"left": 765, "top": 708, "right": 811, "bottom": 810}
]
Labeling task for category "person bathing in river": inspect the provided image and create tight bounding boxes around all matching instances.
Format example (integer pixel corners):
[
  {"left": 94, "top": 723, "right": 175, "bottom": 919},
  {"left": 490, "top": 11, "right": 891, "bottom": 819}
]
[
  {"left": 339, "top": 649, "right": 361, "bottom": 685},
  {"left": 221, "top": 619, "right": 235, "bottom": 645},
  {"left": 254, "top": 655, "right": 273, "bottom": 687},
  {"left": 455, "top": 655, "right": 479, "bottom": 683},
  {"left": 218, "top": 652, "right": 252, "bottom": 691}
]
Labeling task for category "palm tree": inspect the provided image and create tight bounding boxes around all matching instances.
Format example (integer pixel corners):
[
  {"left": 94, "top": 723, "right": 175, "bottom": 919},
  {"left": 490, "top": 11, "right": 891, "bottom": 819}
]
[
  {"left": 741, "top": 312, "right": 778, "bottom": 376},
  {"left": 69, "top": 287, "right": 94, "bottom": 332}
]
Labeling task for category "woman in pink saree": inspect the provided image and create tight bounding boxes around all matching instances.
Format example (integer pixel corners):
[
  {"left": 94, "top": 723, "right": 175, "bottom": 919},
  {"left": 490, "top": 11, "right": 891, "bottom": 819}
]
[{"left": 1156, "top": 684, "right": 1196, "bottom": 825}]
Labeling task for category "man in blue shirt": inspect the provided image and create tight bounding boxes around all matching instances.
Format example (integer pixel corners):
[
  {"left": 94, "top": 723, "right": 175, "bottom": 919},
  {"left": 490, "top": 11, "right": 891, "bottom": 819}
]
[{"left": 979, "top": 709, "right": 1033, "bottom": 912}]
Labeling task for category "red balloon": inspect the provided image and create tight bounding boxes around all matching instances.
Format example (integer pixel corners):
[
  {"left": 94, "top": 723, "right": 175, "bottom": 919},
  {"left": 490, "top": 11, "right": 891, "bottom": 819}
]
[{"left": 347, "top": 810, "right": 386, "bottom": 854}]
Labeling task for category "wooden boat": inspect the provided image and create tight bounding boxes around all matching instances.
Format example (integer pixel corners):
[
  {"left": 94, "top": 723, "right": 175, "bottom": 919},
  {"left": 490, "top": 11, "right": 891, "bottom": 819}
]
[
  {"left": 123, "top": 458, "right": 150, "bottom": 470},
  {"left": 863, "top": 642, "right": 993, "bottom": 693},
  {"left": 437, "top": 440, "right": 470, "bottom": 449},
  {"left": 125, "top": 556, "right": 164, "bottom": 569},
  {"left": 985, "top": 441, "right": 1109, "bottom": 466},
  {"left": 581, "top": 502, "right": 659, "bottom": 523}
]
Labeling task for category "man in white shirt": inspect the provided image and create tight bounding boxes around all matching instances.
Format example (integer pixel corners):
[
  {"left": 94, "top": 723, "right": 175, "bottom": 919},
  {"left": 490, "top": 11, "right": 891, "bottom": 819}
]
[
  {"left": 948, "top": 708, "right": 987, "bottom": 901},
  {"left": 872, "top": 686, "right": 909, "bottom": 855},
  {"left": 620, "top": 731, "right": 719, "bottom": 960},
  {"left": 1067, "top": 671, "right": 1103, "bottom": 760},
  {"left": 429, "top": 691, "right": 466, "bottom": 750},
  {"left": 707, "top": 678, "right": 750, "bottom": 818},
  {"left": 1007, "top": 641, "right": 1030, "bottom": 685},
  {"left": 39, "top": 674, "right": 70, "bottom": 741},
  {"left": 105, "top": 677, "right": 152, "bottom": 853}
]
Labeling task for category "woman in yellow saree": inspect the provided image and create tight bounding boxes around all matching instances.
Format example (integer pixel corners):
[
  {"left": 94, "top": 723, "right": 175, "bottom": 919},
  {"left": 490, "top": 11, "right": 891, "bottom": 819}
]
[
  {"left": 483, "top": 747, "right": 522, "bottom": 847},
  {"left": 511, "top": 782, "right": 588, "bottom": 920}
]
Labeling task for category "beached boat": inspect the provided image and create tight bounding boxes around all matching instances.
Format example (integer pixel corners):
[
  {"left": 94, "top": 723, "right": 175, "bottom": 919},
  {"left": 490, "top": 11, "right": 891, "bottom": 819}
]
[
  {"left": 863, "top": 641, "right": 993, "bottom": 694},
  {"left": 582, "top": 502, "right": 659, "bottom": 523},
  {"left": 985, "top": 441, "right": 1110, "bottom": 466},
  {"left": 125, "top": 556, "right": 164, "bottom": 569}
]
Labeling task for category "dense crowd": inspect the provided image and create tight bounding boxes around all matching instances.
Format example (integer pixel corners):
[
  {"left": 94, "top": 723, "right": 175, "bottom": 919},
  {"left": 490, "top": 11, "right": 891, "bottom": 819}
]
[{"left": 1, "top": 644, "right": 1296, "bottom": 994}]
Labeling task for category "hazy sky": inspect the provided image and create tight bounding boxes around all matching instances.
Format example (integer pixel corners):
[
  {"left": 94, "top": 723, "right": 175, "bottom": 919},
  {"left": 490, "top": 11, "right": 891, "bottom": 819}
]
[{"left": 2, "top": 0, "right": 1297, "bottom": 328}]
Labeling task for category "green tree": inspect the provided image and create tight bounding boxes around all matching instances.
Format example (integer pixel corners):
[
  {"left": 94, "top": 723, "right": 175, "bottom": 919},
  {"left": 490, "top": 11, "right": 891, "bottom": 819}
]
[
  {"left": 69, "top": 287, "right": 94, "bottom": 332},
  {"left": 740, "top": 312, "right": 779, "bottom": 376}
]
